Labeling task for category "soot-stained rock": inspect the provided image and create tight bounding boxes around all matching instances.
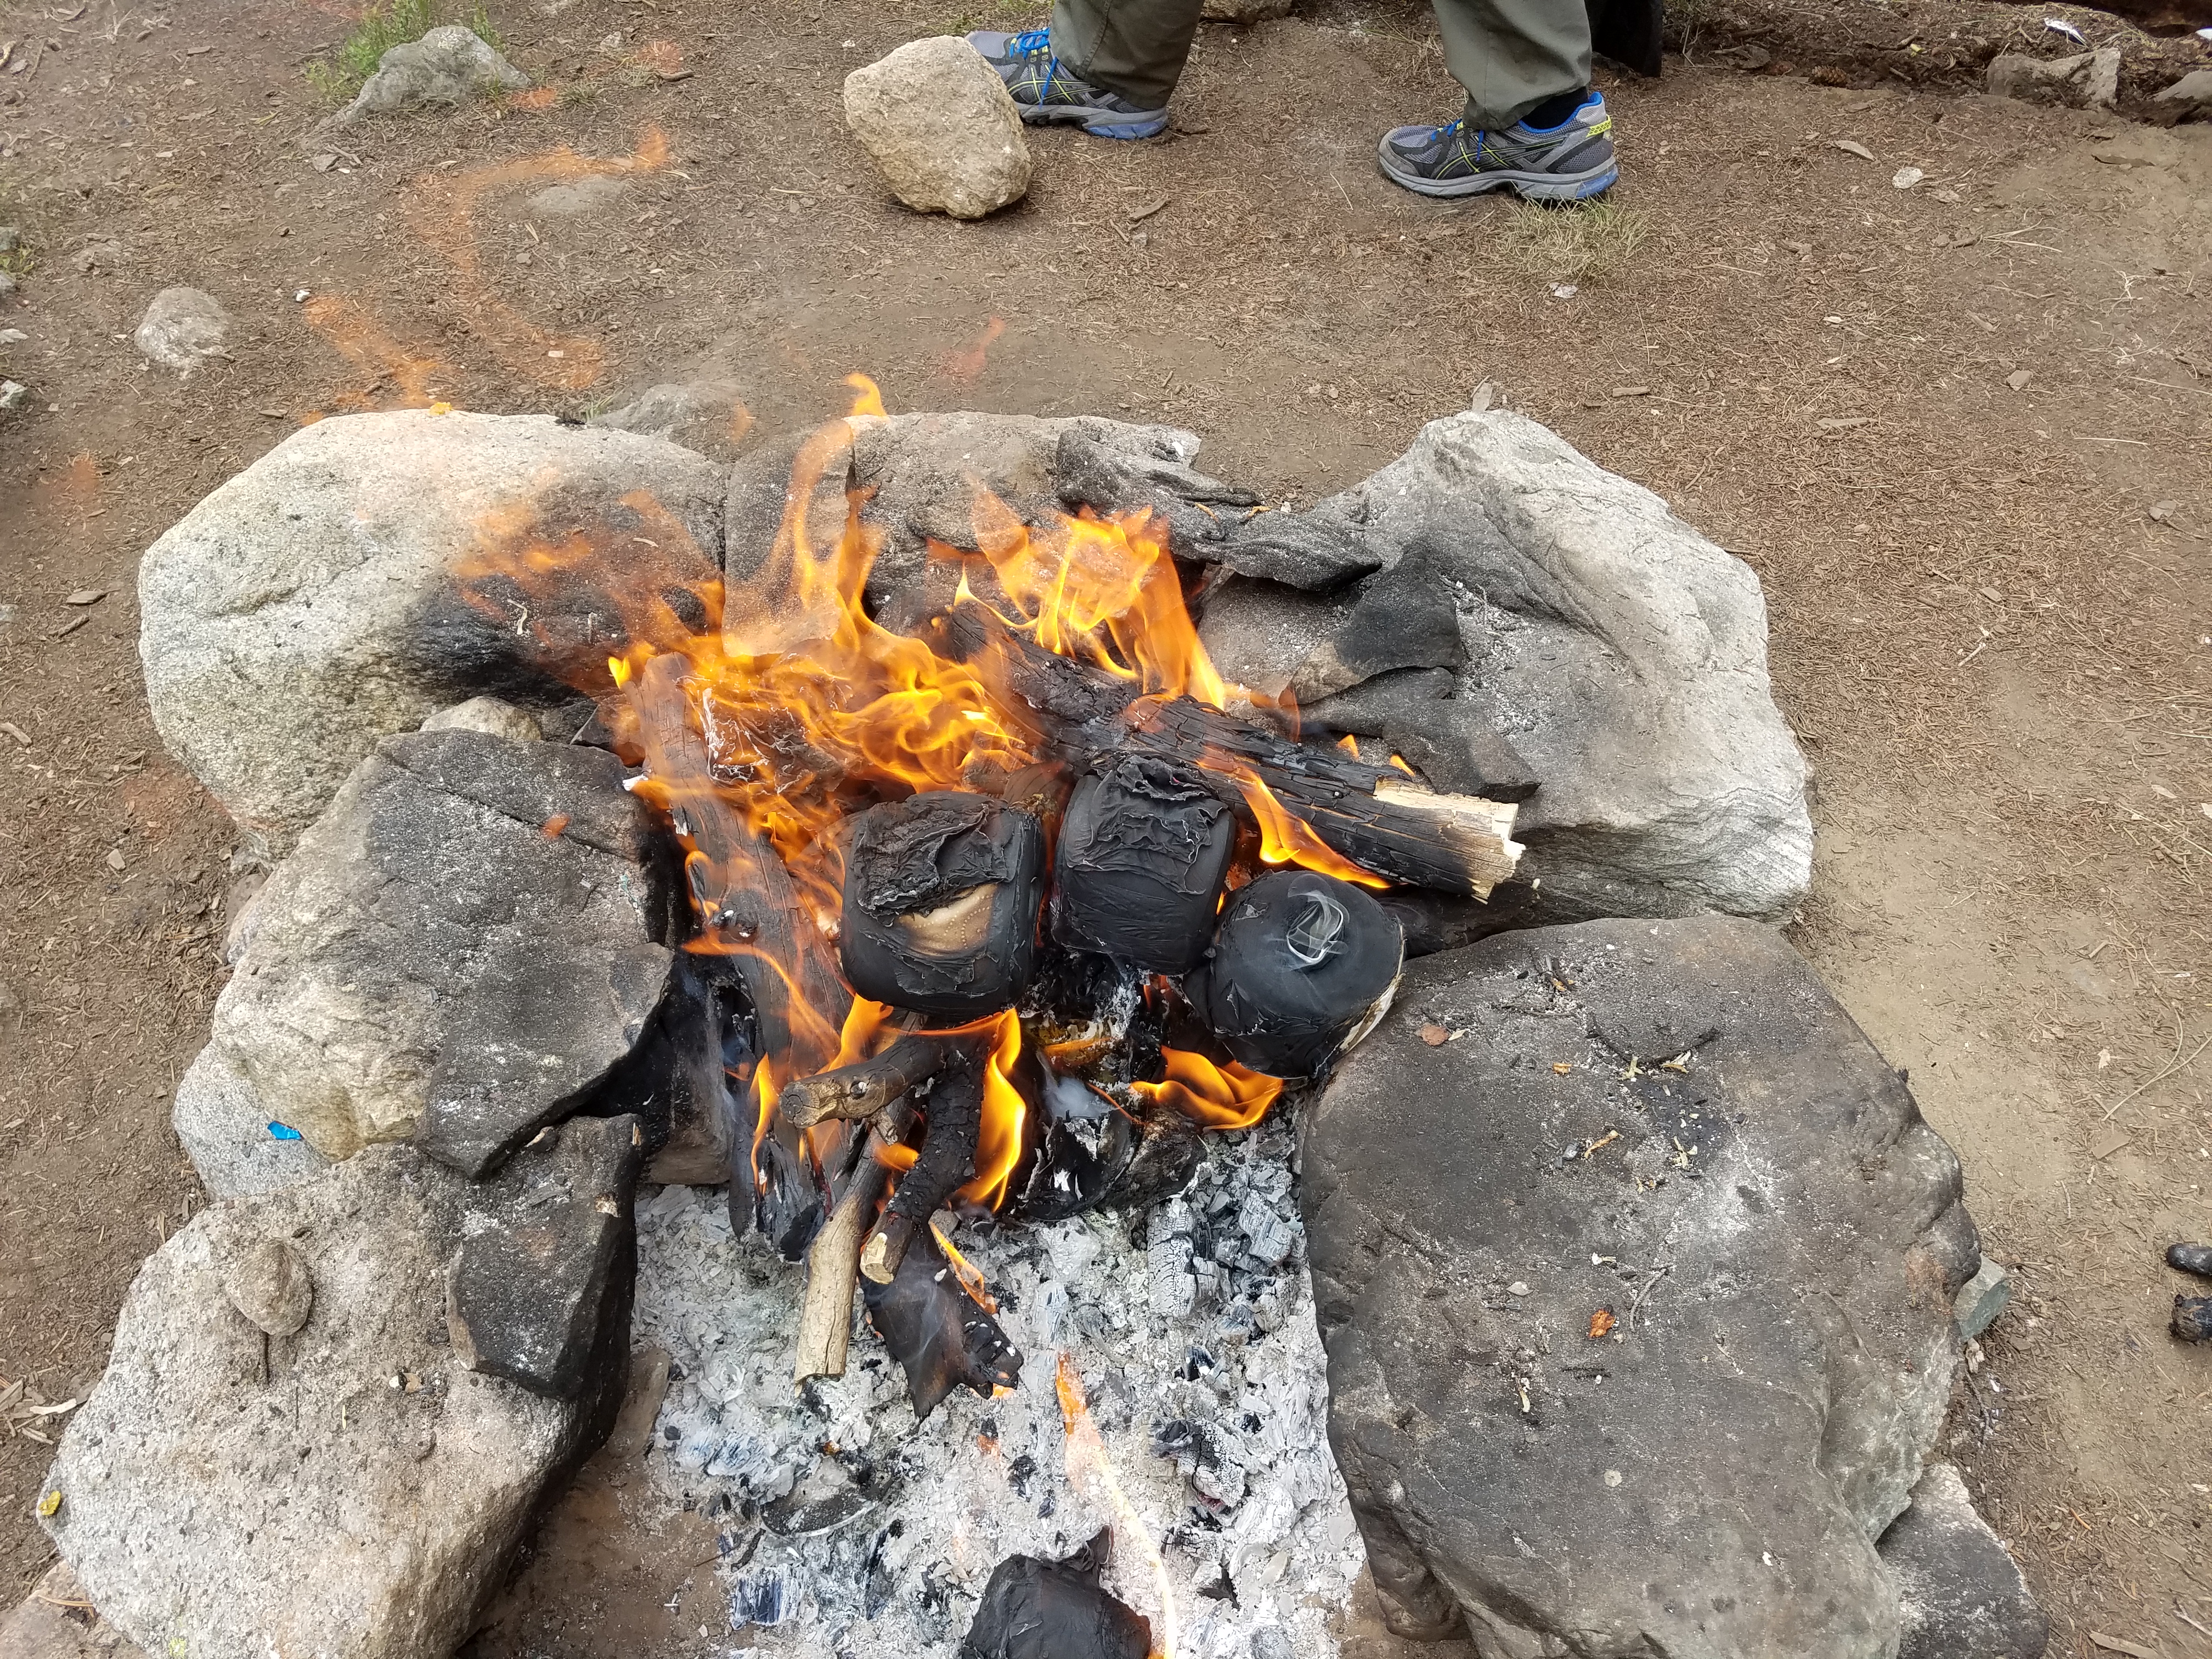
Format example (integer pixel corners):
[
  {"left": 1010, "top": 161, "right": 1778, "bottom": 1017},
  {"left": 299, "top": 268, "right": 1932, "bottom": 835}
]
[
  {"left": 1198, "top": 410, "right": 1812, "bottom": 926},
  {"left": 1302, "top": 917, "right": 1975, "bottom": 1655},
  {"left": 39, "top": 1143, "right": 630, "bottom": 1659},
  {"left": 961, "top": 1531, "right": 1152, "bottom": 1659},
  {"left": 448, "top": 1115, "right": 644, "bottom": 1400},
  {"left": 722, "top": 413, "right": 1205, "bottom": 633},
  {"left": 208, "top": 730, "right": 676, "bottom": 1175},
  {"left": 1299, "top": 668, "right": 1539, "bottom": 803},
  {"left": 1880, "top": 1463, "right": 2050, "bottom": 1659},
  {"left": 1279, "top": 546, "right": 1465, "bottom": 704},
  {"left": 139, "top": 409, "right": 723, "bottom": 855}
]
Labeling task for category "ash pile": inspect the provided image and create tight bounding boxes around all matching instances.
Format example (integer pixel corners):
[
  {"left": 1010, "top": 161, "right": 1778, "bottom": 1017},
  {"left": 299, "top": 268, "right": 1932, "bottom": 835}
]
[{"left": 14, "top": 391, "right": 2046, "bottom": 1659}]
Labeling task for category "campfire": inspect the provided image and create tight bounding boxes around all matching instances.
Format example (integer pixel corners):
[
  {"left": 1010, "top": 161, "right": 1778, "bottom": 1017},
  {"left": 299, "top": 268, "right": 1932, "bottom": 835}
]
[{"left": 457, "top": 382, "right": 1525, "bottom": 1437}]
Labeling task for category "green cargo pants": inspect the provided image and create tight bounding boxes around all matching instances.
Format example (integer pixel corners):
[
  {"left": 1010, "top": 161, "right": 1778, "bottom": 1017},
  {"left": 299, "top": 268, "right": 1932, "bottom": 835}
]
[{"left": 1049, "top": 0, "right": 1591, "bottom": 128}]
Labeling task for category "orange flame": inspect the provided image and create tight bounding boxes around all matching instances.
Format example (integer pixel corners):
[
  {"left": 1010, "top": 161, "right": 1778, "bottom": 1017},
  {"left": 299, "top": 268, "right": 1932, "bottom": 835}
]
[
  {"left": 1132, "top": 1049, "right": 1283, "bottom": 1131},
  {"left": 1220, "top": 759, "right": 1391, "bottom": 890},
  {"left": 932, "top": 1222, "right": 998, "bottom": 1312},
  {"left": 845, "top": 373, "right": 887, "bottom": 418},
  {"left": 957, "top": 1009, "right": 1028, "bottom": 1211},
  {"left": 1057, "top": 1353, "right": 1177, "bottom": 1659}
]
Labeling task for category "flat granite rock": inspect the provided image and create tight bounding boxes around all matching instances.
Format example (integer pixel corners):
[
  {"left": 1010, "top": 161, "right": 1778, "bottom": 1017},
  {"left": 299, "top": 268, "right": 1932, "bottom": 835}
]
[
  {"left": 1302, "top": 917, "right": 1976, "bottom": 1656},
  {"left": 208, "top": 729, "right": 676, "bottom": 1175},
  {"left": 40, "top": 1129, "right": 639, "bottom": 1659},
  {"left": 1198, "top": 410, "right": 1814, "bottom": 928},
  {"left": 1881, "top": 1463, "right": 2050, "bottom": 1659},
  {"left": 139, "top": 409, "right": 723, "bottom": 856}
]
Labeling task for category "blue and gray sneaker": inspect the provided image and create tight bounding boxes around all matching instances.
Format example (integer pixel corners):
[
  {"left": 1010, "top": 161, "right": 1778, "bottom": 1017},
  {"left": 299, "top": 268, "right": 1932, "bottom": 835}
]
[
  {"left": 967, "top": 29, "right": 1171, "bottom": 140},
  {"left": 1378, "top": 89, "right": 1618, "bottom": 200}
]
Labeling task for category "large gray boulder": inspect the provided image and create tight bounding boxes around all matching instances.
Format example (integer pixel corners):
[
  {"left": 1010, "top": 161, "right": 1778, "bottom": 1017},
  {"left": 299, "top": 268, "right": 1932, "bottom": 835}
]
[
  {"left": 335, "top": 24, "right": 529, "bottom": 123},
  {"left": 1198, "top": 412, "right": 1813, "bottom": 926},
  {"left": 208, "top": 729, "right": 676, "bottom": 1173},
  {"left": 1302, "top": 917, "right": 1976, "bottom": 1655},
  {"left": 842, "top": 37, "right": 1032, "bottom": 221},
  {"left": 138, "top": 409, "right": 724, "bottom": 856},
  {"left": 1881, "top": 1463, "right": 2050, "bottom": 1659},
  {"left": 40, "top": 1124, "right": 639, "bottom": 1659},
  {"left": 172, "top": 1041, "right": 333, "bottom": 1200}
]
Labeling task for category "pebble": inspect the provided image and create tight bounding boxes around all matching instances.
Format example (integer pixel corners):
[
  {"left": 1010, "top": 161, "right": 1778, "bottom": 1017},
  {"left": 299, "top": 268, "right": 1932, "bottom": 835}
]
[{"left": 1509, "top": 1280, "right": 1532, "bottom": 1296}]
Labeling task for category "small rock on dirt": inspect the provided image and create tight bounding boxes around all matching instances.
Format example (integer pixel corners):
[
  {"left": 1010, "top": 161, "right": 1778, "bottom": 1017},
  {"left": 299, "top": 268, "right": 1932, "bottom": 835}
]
[
  {"left": 1952, "top": 1255, "right": 2012, "bottom": 1339},
  {"left": 70, "top": 240, "right": 127, "bottom": 275},
  {"left": 134, "top": 287, "right": 230, "bottom": 376},
  {"left": 1985, "top": 48, "right": 2121, "bottom": 109},
  {"left": 337, "top": 24, "right": 529, "bottom": 124},
  {"left": 2154, "top": 67, "right": 2212, "bottom": 114},
  {"left": 588, "top": 376, "right": 752, "bottom": 456},
  {"left": 2167, "top": 1242, "right": 2212, "bottom": 1277},
  {"left": 0, "top": 380, "right": 28, "bottom": 412},
  {"left": 526, "top": 175, "right": 629, "bottom": 218},
  {"left": 843, "top": 37, "right": 1032, "bottom": 221}
]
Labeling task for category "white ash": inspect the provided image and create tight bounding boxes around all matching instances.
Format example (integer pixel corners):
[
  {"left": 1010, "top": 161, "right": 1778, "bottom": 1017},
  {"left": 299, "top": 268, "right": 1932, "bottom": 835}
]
[{"left": 633, "top": 1111, "right": 1364, "bottom": 1657}]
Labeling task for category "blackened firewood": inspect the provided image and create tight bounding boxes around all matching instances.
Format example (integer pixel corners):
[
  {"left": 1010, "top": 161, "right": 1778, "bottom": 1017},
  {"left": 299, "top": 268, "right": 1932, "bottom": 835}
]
[
  {"left": 861, "top": 1044, "right": 987, "bottom": 1284},
  {"left": 960, "top": 1530, "right": 1152, "bottom": 1659},
  {"left": 1053, "top": 758, "right": 1234, "bottom": 973},
  {"left": 927, "top": 608, "right": 1521, "bottom": 898},
  {"left": 2176, "top": 1296, "right": 2212, "bottom": 1343},
  {"left": 2166, "top": 1243, "right": 2212, "bottom": 1279},
  {"left": 864, "top": 1222, "right": 1022, "bottom": 1421},
  {"left": 1190, "top": 871, "right": 1405, "bottom": 1080},
  {"left": 840, "top": 792, "right": 1048, "bottom": 1018},
  {"left": 780, "top": 1033, "right": 957, "bottom": 1130}
]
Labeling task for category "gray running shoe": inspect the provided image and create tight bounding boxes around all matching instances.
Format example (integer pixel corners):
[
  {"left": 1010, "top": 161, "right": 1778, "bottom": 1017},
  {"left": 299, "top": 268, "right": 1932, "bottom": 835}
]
[
  {"left": 967, "top": 29, "right": 1170, "bottom": 140},
  {"left": 1378, "top": 90, "right": 1618, "bottom": 200}
]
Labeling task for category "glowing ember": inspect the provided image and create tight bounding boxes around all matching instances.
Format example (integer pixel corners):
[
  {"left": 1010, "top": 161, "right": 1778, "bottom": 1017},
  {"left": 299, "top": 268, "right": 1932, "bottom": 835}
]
[{"left": 1056, "top": 1352, "right": 1178, "bottom": 1659}]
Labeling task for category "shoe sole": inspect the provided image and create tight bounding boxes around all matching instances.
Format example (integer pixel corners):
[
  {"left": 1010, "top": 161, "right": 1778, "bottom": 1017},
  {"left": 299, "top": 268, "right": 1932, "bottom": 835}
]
[
  {"left": 1376, "top": 149, "right": 1619, "bottom": 201},
  {"left": 1019, "top": 103, "right": 1169, "bottom": 141}
]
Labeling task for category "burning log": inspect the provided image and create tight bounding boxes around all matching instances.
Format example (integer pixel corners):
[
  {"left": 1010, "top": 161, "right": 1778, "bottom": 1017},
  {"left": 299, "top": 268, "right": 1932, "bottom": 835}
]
[
  {"left": 860, "top": 1039, "right": 988, "bottom": 1285},
  {"left": 778, "top": 1030, "right": 958, "bottom": 1131},
  {"left": 1051, "top": 757, "right": 1235, "bottom": 974},
  {"left": 1189, "top": 871, "right": 1406, "bottom": 1080},
  {"left": 862, "top": 1217, "right": 1022, "bottom": 1421},
  {"left": 840, "top": 792, "right": 1048, "bottom": 1019},
  {"left": 928, "top": 608, "right": 1522, "bottom": 900},
  {"left": 794, "top": 1090, "right": 918, "bottom": 1384}
]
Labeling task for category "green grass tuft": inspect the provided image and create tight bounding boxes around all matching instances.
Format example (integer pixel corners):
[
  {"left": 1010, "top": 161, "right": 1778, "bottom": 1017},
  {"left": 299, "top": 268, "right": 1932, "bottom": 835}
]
[{"left": 306, "top": 0, "right": 505, "bottom": 101}]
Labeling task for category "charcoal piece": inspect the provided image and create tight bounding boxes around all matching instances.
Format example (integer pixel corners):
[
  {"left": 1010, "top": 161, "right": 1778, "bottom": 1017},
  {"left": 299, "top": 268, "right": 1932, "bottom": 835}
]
[
  {"left": 1190, "top": 871, "right": 1404, "bottom": 1080},
  {"left": 961, "top": 1530, "right": 1152, "bottom": 1659},
  {"left": 2167, "top": 1242, "right": 2212, "bottom": 1278},
  {"left": 752, "top": 1127, "right": 823, "bottom": 1263},
  {"left": 2176, "top": 1296, "right": 2212, "bottom": 1342},
  {"left": 841, "top": 792, "right": 1046, "bottom": 1018},
  {"left": 445, "top": 1115, "right": 644, "bottom": 1401},
  {"left": 1115, "top": 1109, "right": 1204, "bottom": 1210},
  {"left": 864, "top": 1222, "right": 1022, "bottom": 1420},
  {"left": 1288, "top": 548, "right": 1465, "bottom": 704},
  {"left": 1301, "top": 668, "right": 1540, "bottom": 804},
  {"left": 868, "top": 1044, "right": 988, "bottom": 1280},
  {"left": 1053, "top": 758, "right": 1234, "bottom": 973}
]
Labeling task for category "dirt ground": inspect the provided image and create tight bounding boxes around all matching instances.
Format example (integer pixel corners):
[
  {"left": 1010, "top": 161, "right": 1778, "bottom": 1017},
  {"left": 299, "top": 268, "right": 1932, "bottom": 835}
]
[{"left": 1, "top": 0, "right": 2208, "bottom": 1652}]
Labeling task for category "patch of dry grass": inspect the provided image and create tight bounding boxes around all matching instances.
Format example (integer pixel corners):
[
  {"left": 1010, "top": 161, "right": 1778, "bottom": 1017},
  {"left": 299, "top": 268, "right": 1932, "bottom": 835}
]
[{"left": 1498, "top": 200, "right": 1649, "bottom": 284}]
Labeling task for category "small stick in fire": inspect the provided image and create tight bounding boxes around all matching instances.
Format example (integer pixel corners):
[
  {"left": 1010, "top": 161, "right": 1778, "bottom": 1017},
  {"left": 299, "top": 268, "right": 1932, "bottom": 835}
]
[
  {"left": 862, "top": 1211, "right": 1021, "bottom": 1421},
  {"left": 860, "top": 1039, "right": 988, "bottom": 1286},
  {"left": 794, "top": 1090, "right": 918, "bottom": 1384},
  {"left": 778, "top": 1031, "right": 959, "bottom": 1130}
]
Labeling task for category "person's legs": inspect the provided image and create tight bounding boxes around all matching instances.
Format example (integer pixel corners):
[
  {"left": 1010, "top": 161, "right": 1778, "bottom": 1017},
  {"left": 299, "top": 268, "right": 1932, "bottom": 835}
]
[
  {"left": 1050, "top": 0, "right": 1205, "bottom": 108},
  {"left": 969, "top": 0, "right": 1200, "bottom": 139},
  {"left": 1431, "top": 0, "right": 1590, "bottom": 129},
  {"left": 1375, "top": 0, "right": 1616, "bottom": 200}
]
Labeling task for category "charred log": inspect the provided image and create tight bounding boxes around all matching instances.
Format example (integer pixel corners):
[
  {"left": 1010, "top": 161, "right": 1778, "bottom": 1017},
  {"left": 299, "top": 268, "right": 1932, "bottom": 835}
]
[
  {"left": 840, "top": 792, "right": 1047, "bottom": 1019},
  {"left": 1052, "top": 758, "right": 1234, "bottom": 974},
  {"left": 960, "top": 1529, "right": 1153, "bottom": 1659},
  {"left": 780, "top": 1032, "right": 957, "bottom": 1131},
  {"left": 1189, "top": 871, "right": 1406, "bottom": 1080},
  {"left": 861, "top": 1042, "right": 987, "bottom": 1285},
  {"left": 864, "top": 1221, "right": 1022, "bottom": 1421},
  {"left": 927, "top": 608, "right": 1521, "bottom": 899},
  {"left": 794, "top": 1092, "right": 918, "bottom": 1384}
]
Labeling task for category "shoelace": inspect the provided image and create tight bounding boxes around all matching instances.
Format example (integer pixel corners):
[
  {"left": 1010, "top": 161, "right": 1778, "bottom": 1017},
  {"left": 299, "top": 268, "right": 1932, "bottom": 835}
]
[{"left": 1010, "top": 28, "right": 1052, "bottom": 56}]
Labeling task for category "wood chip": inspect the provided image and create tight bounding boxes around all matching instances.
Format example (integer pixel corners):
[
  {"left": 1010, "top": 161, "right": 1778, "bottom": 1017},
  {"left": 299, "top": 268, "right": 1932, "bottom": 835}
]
[
  {"left": 63, "top": 589, "right": 105, "bottom": 605},
  {"left": 2088, "top": 1124, "right": 2133, "bottom": 1161},
  {"left": 53, "top": 614, "right": 88, "bottom": 638},
  {"left": 1611, "top": 385, "right": 1651, "bottom": 398},
  {"left": 2088, "top": 1636, "right": 2160, "bottom": 1658},
  {"left": 1128, "top": 196, "right": 1170, "bottom": 222},
  {"left": 1419, "top": 1022, "right": 1450, "bottom": 1047},
  {"left": 1589, "top": 1307, "right": 1617, "bottom": 1339},
  {"left": 1831, "top": 139, "right": 1876, "bottom": 161},
  {"left": 0, "top": 722, "right": 30, "bottom": 746},
  {"left": 1818, "top": 416, "right": 1871, "bottom": 430},
  {"left": 1551, "top": 1062, "right": 1573, "bottom": 1075}
]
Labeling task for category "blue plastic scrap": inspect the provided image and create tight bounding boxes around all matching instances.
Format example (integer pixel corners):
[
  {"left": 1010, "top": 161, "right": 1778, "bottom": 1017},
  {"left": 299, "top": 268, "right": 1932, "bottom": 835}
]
[{"left": 267, "top": 1121, "right": 303, "bottom": 1142}]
